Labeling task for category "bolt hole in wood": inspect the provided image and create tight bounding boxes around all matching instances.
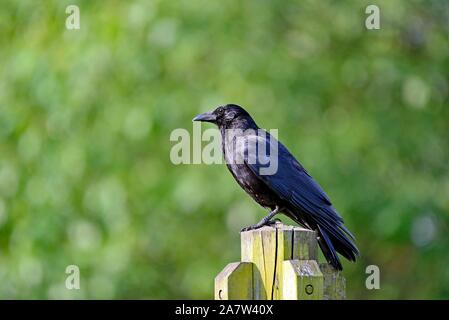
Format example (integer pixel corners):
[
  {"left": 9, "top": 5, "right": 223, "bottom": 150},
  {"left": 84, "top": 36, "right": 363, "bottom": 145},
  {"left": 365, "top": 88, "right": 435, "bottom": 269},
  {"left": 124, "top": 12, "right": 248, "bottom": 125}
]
[{"left": 305, "top": 284, "right": 314, "bottom": 295}]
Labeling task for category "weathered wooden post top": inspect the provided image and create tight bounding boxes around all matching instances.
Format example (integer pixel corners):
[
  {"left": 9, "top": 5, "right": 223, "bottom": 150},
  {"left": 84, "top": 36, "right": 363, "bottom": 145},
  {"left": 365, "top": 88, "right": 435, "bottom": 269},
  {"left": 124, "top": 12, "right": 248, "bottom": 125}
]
[{"left": 215, "top": 222, "right": 345, "bottom": 300}]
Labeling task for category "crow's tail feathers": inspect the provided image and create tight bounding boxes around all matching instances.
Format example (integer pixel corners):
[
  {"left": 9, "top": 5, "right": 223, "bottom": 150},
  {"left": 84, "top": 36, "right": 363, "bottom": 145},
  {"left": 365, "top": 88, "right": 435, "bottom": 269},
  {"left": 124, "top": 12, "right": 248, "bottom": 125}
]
[{"left": 316, "top": 224, "right": 359, "bottom": 271}]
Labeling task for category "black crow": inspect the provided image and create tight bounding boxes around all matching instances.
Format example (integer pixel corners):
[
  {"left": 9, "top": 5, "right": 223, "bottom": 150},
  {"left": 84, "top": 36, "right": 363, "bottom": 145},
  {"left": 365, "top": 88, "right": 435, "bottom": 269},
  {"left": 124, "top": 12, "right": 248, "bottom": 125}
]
[{"left": 193, "top": 104, "right": 359, "bottom": 270}]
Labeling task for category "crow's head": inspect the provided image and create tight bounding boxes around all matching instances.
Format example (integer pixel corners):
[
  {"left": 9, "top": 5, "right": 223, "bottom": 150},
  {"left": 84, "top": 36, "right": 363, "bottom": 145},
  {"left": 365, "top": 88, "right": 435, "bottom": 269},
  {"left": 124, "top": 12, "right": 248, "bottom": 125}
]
[{"left": 193, "top": 104, "right": 256, "bottom": 129}]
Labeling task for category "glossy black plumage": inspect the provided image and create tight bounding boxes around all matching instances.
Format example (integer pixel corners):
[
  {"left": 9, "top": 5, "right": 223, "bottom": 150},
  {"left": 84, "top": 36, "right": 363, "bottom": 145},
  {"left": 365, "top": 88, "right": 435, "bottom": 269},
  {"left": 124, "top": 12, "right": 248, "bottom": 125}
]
[{"left": 193, "top": 104, "right": 359, "bottom": 270}]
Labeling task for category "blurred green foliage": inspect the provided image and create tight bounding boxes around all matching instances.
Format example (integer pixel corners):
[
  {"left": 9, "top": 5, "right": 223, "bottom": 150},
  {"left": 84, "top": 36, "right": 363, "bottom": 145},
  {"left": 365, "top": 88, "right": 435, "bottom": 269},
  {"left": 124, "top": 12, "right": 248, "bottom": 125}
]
[{"left": 0, "top": 0, "right": 448, "bottom": 299}]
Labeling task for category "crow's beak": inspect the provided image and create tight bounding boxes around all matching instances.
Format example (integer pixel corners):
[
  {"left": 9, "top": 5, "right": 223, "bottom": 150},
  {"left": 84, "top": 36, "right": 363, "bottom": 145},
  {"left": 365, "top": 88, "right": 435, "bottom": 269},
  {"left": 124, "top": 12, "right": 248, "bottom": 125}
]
[{"left": 192, "top": 111, "right": 216, "bottom": 123}]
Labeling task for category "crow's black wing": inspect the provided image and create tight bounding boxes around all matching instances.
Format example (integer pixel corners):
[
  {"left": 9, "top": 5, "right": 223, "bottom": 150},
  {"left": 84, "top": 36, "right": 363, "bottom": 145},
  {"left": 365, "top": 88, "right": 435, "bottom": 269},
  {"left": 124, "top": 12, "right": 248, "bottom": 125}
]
[{"left": 243, "top": 134, "right": 359, "bottom": 269}]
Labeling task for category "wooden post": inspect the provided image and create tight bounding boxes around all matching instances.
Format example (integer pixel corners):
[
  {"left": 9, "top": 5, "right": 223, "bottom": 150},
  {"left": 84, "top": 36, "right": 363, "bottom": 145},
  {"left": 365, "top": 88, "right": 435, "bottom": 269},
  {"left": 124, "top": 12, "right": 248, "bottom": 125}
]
[
  {"left": 320, "top": 263, "right": 346, "bottom": 300},
  {"left": 214, "top": 222, "right": 345, "bottom": 300},
  {"left": 214, "top": 262, "right": 253, "bottom": 300}
]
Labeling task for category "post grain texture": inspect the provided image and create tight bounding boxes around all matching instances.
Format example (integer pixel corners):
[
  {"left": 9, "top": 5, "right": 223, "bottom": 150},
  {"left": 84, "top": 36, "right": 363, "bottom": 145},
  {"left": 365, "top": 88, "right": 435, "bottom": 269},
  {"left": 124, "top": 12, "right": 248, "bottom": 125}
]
[{"left": 214, "top": 222, "right": 345, "bottom": 300}]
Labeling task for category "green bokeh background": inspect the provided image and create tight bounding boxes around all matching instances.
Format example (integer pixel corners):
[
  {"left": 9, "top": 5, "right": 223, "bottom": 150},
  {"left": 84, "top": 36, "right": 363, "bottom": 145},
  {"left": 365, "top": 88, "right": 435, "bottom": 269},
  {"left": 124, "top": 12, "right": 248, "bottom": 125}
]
[{"left": 0, "top": 0, "right": 448, "bottom": 299}]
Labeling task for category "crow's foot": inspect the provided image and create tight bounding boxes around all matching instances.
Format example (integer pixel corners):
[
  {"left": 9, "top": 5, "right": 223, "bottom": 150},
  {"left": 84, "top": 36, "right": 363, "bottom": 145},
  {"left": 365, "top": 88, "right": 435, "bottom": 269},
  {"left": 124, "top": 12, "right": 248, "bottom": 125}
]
[
  {"left": 240, "top": 206, "right": 282, "bottom": 233},
  {"left": 240, "top": 218, "right": 281, "bottom": 232}
]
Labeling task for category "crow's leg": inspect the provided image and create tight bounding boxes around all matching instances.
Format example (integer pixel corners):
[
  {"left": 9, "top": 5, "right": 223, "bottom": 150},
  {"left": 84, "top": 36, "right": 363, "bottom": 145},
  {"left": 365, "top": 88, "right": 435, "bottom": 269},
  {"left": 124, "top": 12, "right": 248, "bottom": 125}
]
[{"left": 241, "top": 206, "right": 282, "bottom": 232}]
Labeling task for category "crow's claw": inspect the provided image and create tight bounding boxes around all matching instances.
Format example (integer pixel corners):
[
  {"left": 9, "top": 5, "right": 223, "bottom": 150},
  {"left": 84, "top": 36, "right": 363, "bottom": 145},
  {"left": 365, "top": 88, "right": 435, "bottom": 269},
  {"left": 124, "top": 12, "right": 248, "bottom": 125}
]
[
  {"left": 240, "top": 225, "right": 256, "bottom": 232},
  {"left": 240, "top": 219, "right": 280, "bottom": 232},
  {"left": 240, "top": 206, "right": 282, "bottom": 232}
]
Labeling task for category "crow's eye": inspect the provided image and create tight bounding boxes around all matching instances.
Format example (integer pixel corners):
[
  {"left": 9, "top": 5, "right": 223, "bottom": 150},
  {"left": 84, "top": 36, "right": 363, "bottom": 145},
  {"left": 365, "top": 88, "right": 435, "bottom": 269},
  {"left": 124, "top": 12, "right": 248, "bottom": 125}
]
[{"left": 214, "top": 106, "right": 224, "bottom": 116}]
